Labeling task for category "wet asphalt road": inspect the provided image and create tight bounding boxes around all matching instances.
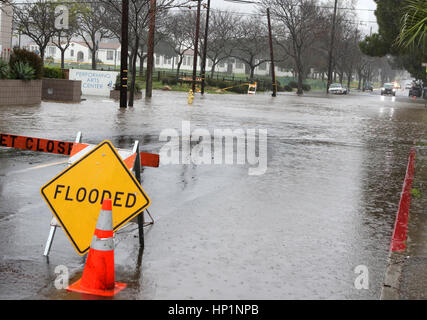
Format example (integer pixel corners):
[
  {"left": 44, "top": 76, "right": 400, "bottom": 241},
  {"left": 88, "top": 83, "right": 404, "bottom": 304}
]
[{"left": 0, "top": 89, "right": 426, "bottom": 300}]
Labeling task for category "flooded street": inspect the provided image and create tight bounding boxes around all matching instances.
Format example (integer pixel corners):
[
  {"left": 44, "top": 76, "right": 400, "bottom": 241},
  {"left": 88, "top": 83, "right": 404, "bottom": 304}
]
[{"left": 1, "top": 90, "right": 426, "bottom": 299}]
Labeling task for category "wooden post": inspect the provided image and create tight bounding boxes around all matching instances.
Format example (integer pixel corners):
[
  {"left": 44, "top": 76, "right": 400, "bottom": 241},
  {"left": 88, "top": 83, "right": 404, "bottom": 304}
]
[
  {"left": 192, "top": 0, "right": 201, "bottom": 93},
  {"left": 200, "top": 0, "right": 210, "bottom": 95},
  {"left": 120, "top": 0, "right": 129, "bottom": 108},
  {"left": 146, "top": 0, "right": 156, "bottom": 98},
  {"left": 327, "top": 0, "right": 338, "bottom": 94},
  {"left": 267, "top": 8, "right": 276, "bottom": 97}
]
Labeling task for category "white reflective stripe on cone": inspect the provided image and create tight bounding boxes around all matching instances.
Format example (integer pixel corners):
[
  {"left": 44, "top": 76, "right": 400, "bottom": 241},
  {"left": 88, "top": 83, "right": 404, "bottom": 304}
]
[{"left": 91, "top": 236, "right": 114, "bottom": 251}]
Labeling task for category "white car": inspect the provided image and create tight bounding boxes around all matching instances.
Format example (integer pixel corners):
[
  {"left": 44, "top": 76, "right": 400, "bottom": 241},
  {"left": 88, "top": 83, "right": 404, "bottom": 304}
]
[{"left": 328, "top": 83, "right": 348, "bottom": 94}]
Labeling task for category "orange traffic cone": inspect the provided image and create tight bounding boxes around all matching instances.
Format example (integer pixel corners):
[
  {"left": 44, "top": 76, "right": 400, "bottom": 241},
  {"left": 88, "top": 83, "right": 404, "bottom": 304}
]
[{"left": 67, "top": 199, "right": 126, "bottom": 297}]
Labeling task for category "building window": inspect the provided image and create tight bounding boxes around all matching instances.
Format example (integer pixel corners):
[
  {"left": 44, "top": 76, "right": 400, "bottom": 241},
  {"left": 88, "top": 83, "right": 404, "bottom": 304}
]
[
  {"left": 259, "top": 62, "right": 266, "bottom": 70},
  {"left": 107, "top": 50, "right": 114, "bottom": 60},
  {"left": 156, "top": 55, "right": 160, "bottom": 65},
  {"left": 208, "top": 59, "right": 212, "bottom": 67},
  {"left": 187, "top": 56, "right": 192, "bottom": 66},
  {"left": 236, "top": 60, "right": 243, "bottom": 69},
  {"left": 219, "top": 62, "right": 225, "bottom": 68},
  {"left": 70, "top": 49, "right": 74, "bottom": 57},
  {"left": 48, "top": 47, "right": 56, "bottom": 55},
  {"left": 165, "top": 56, "right": 171, "bottom": 64}
]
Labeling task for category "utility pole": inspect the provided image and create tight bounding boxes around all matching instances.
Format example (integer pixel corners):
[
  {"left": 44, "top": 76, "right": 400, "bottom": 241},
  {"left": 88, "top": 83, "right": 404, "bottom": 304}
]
[
  {"left": 120, "top": 0, "right": 129, "bottom": 108},
  {"left": 192, "top": 0, "right": 201, "bottom": 93},
  {"left": 200, "top": 0, "right": 211, "bottom": 95},
  {"left": 146, "top": 0, "right": 156, "bottom": 98},
  {"left": 326, "top": 0, "right": 338, "bottom": 94},
  {"left": 267, "top": 8, "right": 276, "bottom": 97}
]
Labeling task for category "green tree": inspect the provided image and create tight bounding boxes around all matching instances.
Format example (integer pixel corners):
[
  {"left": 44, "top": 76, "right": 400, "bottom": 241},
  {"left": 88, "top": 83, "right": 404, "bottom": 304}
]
[
  {"left": 359, "top": 0, "right": 426, "bottom": 84},
  {"left": 396, "top": 0, "right": 427, "bottom": 52},
  {"left": 51, "top": 1, "right": 81, "bottom": 69}
]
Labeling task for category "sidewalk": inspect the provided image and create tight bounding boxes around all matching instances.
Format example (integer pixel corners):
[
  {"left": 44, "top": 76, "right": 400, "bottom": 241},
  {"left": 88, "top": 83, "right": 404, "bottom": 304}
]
[{"left": 381, "top": 145, "right": 427, "bottom": 300}]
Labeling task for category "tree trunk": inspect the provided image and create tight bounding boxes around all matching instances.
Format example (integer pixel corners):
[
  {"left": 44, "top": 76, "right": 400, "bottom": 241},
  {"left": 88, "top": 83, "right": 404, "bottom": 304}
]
[
  {"left": 129, "top": 49, "right": 135, "bottom": 74},
  {"left": 91, "top": 49, "right": 97, "bottom": 70},
  {"left": 40, "top": 46, "right": 45, "bottom": 62},
  {"left": 176, "top": 56, "right": 183, "bottom": 78},
  {"left": 250, "top": 66, "right": 255, "bottom": 80},
  {"left": 347, "top": 72, "right": 351, "bottom": 92},
  {"left": 210, "top": 63, "right": 216, "bottom": 78},
  {"left": 297, "top": 70, "right": 303, "bottom": 95},
  {"left": 60, "top": 50, "right": 65, "bottom": 69},
  {"left": 129, "top": 37, "right": 139, "bottom": 107},
  {"left": 296, "top": 56, "right": 304, "bottom": 95},
  {"left": 139, "top": 54, "right": 145, "bottom": 77}
]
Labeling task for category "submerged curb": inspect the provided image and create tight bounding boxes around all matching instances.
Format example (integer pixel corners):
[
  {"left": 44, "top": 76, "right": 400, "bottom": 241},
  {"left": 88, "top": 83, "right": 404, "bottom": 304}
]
[{"left": 380, "top": 148, "right": 416, "bottom": 300}]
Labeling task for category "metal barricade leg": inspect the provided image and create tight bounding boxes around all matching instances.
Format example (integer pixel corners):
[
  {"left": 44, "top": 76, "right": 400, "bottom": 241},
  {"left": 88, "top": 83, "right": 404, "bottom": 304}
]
[{"left": 43, "top": 131, "right": 81, "bottom": 256}]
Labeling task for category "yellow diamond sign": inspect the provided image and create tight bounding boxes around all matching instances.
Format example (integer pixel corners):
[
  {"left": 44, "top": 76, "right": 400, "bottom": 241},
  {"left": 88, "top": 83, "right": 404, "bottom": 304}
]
[{"left": 41, "top": 140, "right": 150, "bottom": 255}]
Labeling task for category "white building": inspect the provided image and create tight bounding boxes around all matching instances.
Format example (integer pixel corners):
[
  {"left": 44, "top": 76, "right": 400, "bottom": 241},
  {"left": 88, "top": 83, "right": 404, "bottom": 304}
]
[
  {"left": 27, "top": 41, "right": 121, "bottom": 68},
  {"left": 0, "top": 3, "right": 13, "bottom": 61},
  {"left": 28, "top": 41, "right": 293, "bottom": 77},
  {"left": 154, "top": 49, "right": 292, "bottom": 78}
]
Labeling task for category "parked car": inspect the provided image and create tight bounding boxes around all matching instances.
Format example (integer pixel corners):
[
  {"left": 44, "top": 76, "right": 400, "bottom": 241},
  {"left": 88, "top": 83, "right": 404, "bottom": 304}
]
[
  {"left": 381, "top": 83, "right": 396, "bottom": 96},
  {"left": 363, "top": 82, "right": 373, "bottom": 91},
  {"left": 408, "top": 80, "right": 423, "bottom": 97},
  {"left": 328, "top": 83, "right": 348, "bottom": 94}
]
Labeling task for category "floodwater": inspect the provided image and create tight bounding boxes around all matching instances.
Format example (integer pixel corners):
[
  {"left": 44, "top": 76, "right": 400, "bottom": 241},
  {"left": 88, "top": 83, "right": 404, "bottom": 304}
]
[{"left": 0, "top": 90, "right": 426, "bottom": 299}]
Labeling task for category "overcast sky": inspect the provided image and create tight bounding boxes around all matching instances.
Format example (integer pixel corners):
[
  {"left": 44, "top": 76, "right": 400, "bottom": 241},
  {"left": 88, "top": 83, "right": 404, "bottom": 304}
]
[{"left": 211, "top": 0, "right": 378, "bottom": 35}]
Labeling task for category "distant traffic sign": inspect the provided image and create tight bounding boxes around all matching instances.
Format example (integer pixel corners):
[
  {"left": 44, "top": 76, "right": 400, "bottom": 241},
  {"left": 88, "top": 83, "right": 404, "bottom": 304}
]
[{"left": 41, "top": 140, "right": 150, "bottom": 255}]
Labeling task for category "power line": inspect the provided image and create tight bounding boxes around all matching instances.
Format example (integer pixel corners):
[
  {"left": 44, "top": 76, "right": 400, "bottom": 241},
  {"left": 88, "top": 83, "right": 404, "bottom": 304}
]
[
  {"left": 169, "top": 6, "right": 378, "bottom": 24},
  {"left": 223, "top": 0, "right": 376, "bottom": 12}
]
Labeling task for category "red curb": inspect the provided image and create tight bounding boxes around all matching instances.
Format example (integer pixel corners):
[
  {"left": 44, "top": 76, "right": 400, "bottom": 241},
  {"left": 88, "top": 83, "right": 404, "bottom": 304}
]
[{"left": 390, "top": 148, "right": 416, "bottom": 252}]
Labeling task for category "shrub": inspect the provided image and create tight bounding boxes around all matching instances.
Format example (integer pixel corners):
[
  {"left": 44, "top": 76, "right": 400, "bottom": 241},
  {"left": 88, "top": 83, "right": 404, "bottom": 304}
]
[
  {"left": 258, "top": 79, "right": 272, "bottom": 91},
  {"left": 11, "top": 62, "right": 36, "bottom": 80},
  {"left": 283, "top": 85, "right": 293, "bottom": 92},
  {"left": 43, "top": 66, "right": 65, "bottom": 79},
  {"left": 161, "top": 76, "right": 178, "bottom": 86},
  {"left": 209, "top": 79, "right": 232, "bottom": 89},
  {"left": 0, "top": 59, "right": 11, "bottom": 79},
  {"left": 288, "top": 80, "right": 298, "bottom": 88},
  {"left": 114, "top": 74, "right": 142, "bottom": 92},
  {"left": 45, "top": 56, "right": 54, "bottom": 65},
  {"left": 302, "top": 83, "right": 311, "bottom": 91},
  {"left": 9, "top": 48, "right": 43, "bottom": 79},
  {"left": 129, "top": 81, "right": 142, "bottom": 92}
]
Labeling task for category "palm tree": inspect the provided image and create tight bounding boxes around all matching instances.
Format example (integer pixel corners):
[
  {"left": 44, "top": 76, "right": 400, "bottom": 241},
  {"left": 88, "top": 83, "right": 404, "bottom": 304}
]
[{"left": 396, "top": 0, "right": 427, "bottom": 53}]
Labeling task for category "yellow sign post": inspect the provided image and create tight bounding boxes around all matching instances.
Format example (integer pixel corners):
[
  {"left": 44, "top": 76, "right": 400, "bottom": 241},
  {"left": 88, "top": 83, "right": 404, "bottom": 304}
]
[{"left": 41, "top": 140, "right": 150, "bottom": 255}]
